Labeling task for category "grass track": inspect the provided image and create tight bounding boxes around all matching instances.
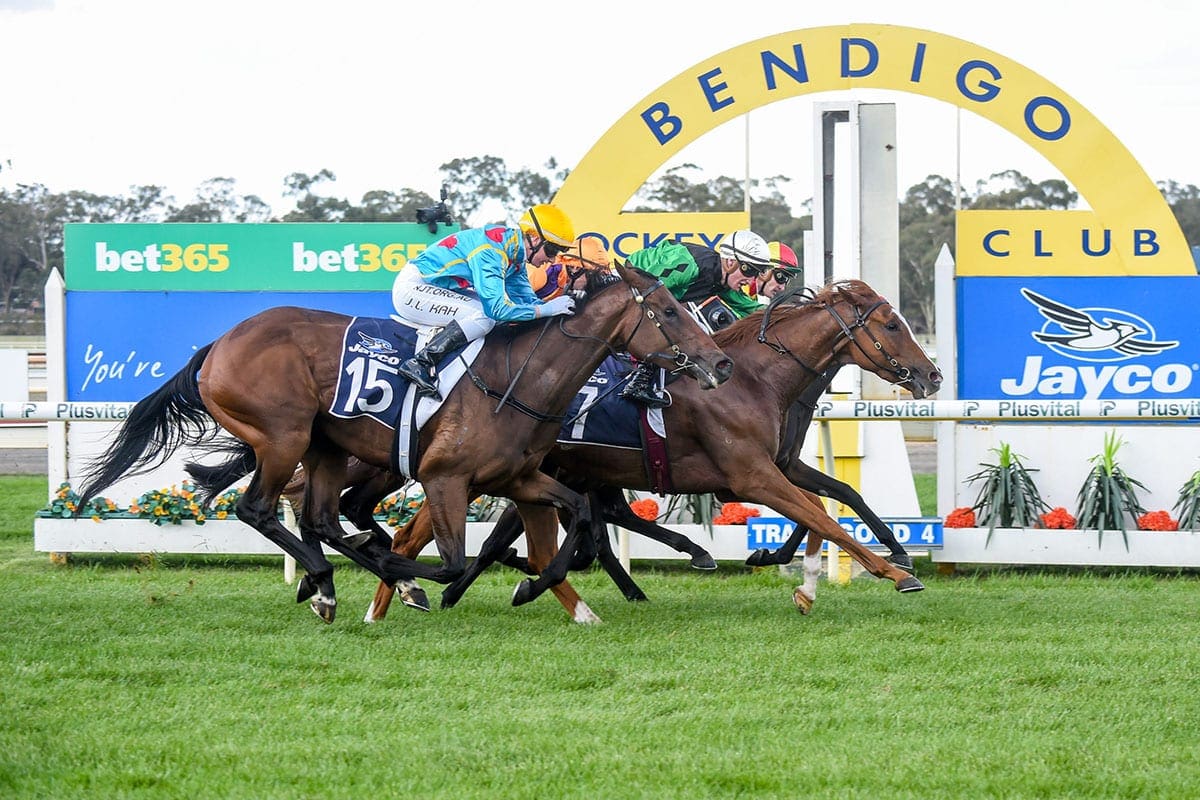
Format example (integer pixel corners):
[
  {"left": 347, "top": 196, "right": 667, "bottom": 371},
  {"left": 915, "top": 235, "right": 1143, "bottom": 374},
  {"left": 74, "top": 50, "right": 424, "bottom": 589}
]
[{"left": 3, "top": 476, "right": 1199, "bottom": 799}]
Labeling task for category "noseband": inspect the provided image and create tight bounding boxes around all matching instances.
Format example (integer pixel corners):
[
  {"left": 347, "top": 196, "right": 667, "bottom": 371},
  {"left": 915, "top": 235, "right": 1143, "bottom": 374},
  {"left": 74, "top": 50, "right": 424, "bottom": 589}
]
[{"left": 621, "top": 279, "right": 701, "bottom": 374}]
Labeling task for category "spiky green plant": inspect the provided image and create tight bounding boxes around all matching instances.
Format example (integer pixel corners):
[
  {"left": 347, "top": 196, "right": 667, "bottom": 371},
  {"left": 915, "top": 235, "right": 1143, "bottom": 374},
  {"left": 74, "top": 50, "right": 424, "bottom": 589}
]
[
  {"left": 1171, "top": 469, "right": 1200, "bottom": 531},
  {"left": 966, "top": 442, "right": 1049, "bottom": 542},
  {"left": 1075, "top": 431, "right": 1147, "bottom": 548}
]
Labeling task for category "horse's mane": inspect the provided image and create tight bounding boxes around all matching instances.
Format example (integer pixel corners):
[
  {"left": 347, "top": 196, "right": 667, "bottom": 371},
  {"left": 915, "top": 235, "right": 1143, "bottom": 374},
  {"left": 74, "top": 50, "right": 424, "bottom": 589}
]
[{"left": 712, "top": 279, "right": 879, "bottom": 351}]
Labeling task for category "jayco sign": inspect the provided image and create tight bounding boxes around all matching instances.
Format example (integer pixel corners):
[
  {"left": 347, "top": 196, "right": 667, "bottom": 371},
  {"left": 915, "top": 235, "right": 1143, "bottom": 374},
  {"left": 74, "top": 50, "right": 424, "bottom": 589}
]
[{"left": 959, "top": 277, "right": 1197, "bottom": 400}]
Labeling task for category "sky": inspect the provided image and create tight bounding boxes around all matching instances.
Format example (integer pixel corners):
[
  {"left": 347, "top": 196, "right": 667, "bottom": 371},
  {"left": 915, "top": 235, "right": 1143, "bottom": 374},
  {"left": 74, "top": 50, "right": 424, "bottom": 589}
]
[{"left": 2, "top": 0, "right": 1199, "bottom": 220}]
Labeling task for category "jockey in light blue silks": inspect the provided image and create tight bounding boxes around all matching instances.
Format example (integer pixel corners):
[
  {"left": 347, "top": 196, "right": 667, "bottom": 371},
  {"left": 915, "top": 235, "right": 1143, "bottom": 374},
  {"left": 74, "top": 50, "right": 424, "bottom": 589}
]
[{"left": 391, "top": 203, "right": 577, "bottom": 400}]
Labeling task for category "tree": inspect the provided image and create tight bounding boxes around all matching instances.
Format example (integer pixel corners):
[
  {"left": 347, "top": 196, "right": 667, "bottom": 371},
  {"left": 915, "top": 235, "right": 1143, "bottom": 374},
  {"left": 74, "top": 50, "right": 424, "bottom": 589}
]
[
  {"left": 342, "top": 188, "right": 438, "bottom": 222},
  {"left": 279, "top": 169, "right": 350, "bottom": 221},
  {"left": 897, "top": 176, "right": 959, "bottom": 333},
  {"left": 166, "top": 178, "right": 270, "bottom": 223},
  {"left": 439, "top": 156, "right": 511, "bottom": 224},
  {"left": 971, "top": 169, "right": 1077, "bottom": 210},
  {"left": 1160, "top": 180, "right": 1200, "bottom": 248},
  {"left": 0, "top": 184, "right": 67, "bottom": 312}
]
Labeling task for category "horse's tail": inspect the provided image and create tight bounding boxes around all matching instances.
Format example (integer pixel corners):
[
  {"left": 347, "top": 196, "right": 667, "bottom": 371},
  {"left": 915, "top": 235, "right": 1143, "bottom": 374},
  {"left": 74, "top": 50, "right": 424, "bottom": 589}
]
[
  {"left": 184, "top": 437, "right": 258, "bottom": 507},
  {"left": 77, "top": 344, "right": 218, "bottom": 509}
]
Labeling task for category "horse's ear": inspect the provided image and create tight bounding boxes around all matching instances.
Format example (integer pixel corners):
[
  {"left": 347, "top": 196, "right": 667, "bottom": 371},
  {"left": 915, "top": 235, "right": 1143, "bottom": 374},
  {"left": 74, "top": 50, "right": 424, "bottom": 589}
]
[
  {"left": 614, "top": 259, "right": 648, "bottom": 283},
  {"left": 836, "top": 279, "right": 874, "bottom": 306}
]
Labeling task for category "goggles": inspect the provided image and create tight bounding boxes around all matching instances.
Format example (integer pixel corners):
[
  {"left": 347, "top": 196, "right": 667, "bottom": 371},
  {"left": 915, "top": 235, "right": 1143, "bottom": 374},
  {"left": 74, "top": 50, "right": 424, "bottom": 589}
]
[
  {"left": 766, "top": 267, "right": 800, "bottom": 285},
  {"left": 736, "top": 260, "right": 766, "bottom": 279}
]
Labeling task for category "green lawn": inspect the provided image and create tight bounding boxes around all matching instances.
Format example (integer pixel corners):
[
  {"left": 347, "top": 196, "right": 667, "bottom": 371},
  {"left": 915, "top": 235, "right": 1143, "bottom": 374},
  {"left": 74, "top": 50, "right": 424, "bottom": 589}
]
[{"left": 4, "top": 475, "right": 1199, "bottom": 799}]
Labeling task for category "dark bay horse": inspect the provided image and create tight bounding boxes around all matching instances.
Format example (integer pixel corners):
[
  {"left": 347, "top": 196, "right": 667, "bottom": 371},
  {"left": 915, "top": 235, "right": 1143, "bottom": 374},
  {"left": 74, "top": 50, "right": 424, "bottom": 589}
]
[
  {"left": 360, "top": 279, "right": 941, "bottom": 621},
  {"left": 77, "top": 264, "right": 732, "bottom": 622}
]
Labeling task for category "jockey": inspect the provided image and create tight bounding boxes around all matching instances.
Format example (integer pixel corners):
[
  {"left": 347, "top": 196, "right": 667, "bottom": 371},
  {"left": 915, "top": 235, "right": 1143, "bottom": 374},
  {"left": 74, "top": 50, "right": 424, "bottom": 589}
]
[
  {"left": 758, "top": 241, "right": 802, "bottom": 300},
  {"left": 393, "top": 203, "right": 577, "bottom": 400},
  {"left": 526, "top": 235, "right": 614, "bottom": 300},
  {"left": 621, "top": 228, "right": 771, "bottom": 407}
]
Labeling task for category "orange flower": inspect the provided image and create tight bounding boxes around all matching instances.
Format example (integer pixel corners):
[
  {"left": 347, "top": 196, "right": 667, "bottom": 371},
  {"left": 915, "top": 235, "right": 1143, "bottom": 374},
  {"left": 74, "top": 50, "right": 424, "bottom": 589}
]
[
  {"left": 712, "top": 502, "right": 762, "bottom": 525},
  {"left": 944, "top": 507, "right": 976, "bottom": 528},
  {"left": 1137, "top": 510, "right": 1178, "bottom": 531},
  {"left": 1040, "top": 507, "right": 1077, "bottom": 529},
  {"left": 630, "top": 498, "right": 659, "bottom": 521}
]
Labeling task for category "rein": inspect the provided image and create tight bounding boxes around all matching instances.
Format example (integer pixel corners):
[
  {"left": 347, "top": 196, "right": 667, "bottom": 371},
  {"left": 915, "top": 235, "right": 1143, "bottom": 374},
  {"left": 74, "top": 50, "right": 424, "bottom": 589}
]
[{"left": 465, "top": 275, "right": 696, "bottom": 422}]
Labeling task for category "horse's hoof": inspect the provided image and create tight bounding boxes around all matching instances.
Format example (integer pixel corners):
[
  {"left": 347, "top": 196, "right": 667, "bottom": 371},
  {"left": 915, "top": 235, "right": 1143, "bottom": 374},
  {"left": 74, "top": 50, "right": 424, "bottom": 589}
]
[
  {"left": 792, "top": 587, "right": 814, "bottom": 615},
  {"left": 887, "top": 553, "right": 915, "bottom": 572},
  {"left": 625, "top": 591, "right": 649, "bottom": 602},
  {"left": 296, "top": 573, "right": 318, "bottom": 603},
  {"left": 690, "top": 553, "right": 718, "bottom": 571},
  {"left": 341, "top": 530, "right": 372, "bottom": 550},
  {"left": 744, "top": 548, "right": 772, "bottom": 567},
  {"left": 896, "top": 575, "right": 925, "bottom": 593},
  {"left": 310, "top": 597, "right": 337, "bottom": 623},
  {"left": 512, "top": 579, "right": 535, "bottom": 607},
  {"left": 400, "top": 585, "right": 430, "bottom": 612}
]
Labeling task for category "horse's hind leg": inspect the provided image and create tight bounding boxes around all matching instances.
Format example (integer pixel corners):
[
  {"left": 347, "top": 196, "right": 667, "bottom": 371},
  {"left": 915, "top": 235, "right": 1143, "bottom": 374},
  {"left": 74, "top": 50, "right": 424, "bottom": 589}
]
[
  {"left": 596, "top": 486, "right": 717, "bottom": 571},
  {"left": 338, "top": 464, "right": 406, "bottom": 551},
  {"left": 792, "top": 534, "right": 824, "bottom": 615},
  {"left": 237, "top": 459, "right": 338, "bottom": 622}
]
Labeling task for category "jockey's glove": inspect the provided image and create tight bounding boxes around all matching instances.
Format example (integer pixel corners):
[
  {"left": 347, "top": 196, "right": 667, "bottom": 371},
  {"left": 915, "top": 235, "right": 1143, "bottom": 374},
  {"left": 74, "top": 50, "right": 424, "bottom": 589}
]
[{"left": 539, "top": 295, "right": 576, "bottom": 317}]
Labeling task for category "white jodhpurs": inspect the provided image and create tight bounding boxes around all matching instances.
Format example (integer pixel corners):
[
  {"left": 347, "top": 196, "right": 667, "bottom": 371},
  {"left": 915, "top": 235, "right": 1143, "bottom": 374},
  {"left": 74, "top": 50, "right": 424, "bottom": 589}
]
[{"left": 391, "top": 263, "right": 497, "bottom": 341}]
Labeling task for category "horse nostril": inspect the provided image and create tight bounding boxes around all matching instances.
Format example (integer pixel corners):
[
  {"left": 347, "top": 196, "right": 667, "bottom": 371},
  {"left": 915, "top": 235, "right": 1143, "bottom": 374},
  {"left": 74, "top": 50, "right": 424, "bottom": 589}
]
[{"left": 717, "top": 358, "right": 734, "bottom": 380}]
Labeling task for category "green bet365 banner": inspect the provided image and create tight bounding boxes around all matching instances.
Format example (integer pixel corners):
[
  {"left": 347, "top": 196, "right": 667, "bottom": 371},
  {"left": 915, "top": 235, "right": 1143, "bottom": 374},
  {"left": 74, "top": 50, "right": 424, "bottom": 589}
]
[{"left": 64, "top": 222, "right": 459, "bottom": 291}]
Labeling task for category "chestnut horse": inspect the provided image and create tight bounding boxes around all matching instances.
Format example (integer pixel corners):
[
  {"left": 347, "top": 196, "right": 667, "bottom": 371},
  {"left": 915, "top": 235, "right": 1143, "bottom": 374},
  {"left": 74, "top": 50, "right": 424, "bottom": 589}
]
[
  {"left": 77, "top": 264, "right": 732, "bottom": 623},
  {"left": 357, "top": 279, "right": 941, "bottom": 621}
]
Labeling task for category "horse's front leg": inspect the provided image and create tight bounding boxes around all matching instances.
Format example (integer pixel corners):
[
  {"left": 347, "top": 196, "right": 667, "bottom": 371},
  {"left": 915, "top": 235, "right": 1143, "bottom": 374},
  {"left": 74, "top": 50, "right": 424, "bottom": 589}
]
[
  {"left": 365, "top": 501, "right": 438, "bottom": 622},
  {"left": 785, "top": 459, "right": 913, "bottom": 572},
  {"left": 441, "top": 501, "right": 529, "bottom": 609},
  {"left": 375, "top": 475, "right": 471, "bottom": 587},
  {"left": 503, "top": 472, "right": 592, "bottom": 609},
  {"left": 518, "top": 502, "right": 600, "bottom": 624},
  {"left": 730, "top": 469, "right": 923, "bottom": 611}
]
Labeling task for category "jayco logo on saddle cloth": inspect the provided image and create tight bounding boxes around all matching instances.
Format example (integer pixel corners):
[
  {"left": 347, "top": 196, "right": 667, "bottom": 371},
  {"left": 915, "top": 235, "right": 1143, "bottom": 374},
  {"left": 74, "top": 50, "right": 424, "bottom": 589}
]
[{"left": 331, "top": 318, "right": 420, "bottom": 427}]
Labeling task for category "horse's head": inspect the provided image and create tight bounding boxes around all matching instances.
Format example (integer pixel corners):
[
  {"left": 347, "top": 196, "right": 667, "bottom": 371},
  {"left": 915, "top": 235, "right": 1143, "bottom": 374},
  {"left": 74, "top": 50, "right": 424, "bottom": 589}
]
[
  {"left": 607, "top": 261, "right": 733, "bottom": 390},
  {"left": 759, "top": 279, "right": 941, "bottom": 398}
]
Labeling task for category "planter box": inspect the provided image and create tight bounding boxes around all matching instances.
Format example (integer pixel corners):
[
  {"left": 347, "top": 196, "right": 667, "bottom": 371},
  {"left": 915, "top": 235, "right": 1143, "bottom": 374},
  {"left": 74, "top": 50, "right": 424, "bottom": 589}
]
[
  {"left": 32, "top": 518, "right": 758, "bottom": 561},
  {"left": 933, "top": 527, "right": 1200, "bottom": 568}
]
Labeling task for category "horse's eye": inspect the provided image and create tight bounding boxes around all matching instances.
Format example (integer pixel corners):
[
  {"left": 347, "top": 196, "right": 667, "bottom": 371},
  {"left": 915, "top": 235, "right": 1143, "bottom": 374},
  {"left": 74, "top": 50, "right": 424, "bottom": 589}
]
[
  {"left": 885, "top": 320, "right": 899, "bottom": 331},
  {"left": 663, "top": 307, "right": 677, "bottom": 318}
]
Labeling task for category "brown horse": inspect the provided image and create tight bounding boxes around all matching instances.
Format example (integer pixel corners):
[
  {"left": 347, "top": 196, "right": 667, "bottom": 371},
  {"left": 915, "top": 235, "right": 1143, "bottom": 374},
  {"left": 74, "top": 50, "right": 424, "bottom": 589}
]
[
  {"left": 77, "top": 264, "right": 732, "bottom": 622},
  {"left": 355, "top": 279, "right": 941, "bottom": 621}
]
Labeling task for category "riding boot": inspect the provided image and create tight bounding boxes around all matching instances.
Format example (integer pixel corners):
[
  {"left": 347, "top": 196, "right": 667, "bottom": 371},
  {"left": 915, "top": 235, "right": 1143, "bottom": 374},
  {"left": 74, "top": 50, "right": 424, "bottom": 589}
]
[
  {"left": 398, "top": 321, "right": 470, "bottom": 401},
  {"left": 620, "top": 362, "right": 669, "bottom": 408}
]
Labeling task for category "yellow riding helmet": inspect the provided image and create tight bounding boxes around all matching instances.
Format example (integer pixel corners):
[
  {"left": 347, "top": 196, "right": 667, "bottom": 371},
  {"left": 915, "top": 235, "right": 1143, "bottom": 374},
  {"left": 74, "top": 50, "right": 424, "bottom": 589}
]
[{"left": 518, "top": 203, "right": 575, "bottom": 248}]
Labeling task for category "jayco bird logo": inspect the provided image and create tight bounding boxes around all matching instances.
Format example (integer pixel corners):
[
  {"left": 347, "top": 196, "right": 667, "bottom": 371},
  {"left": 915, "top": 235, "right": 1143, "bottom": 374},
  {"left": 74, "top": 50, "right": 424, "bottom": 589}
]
[
  {"left": 1020, "top": 288, "right": 1178, "bottom": 363},
  {"left": 355, "top": 331, "right": 398, "bottom": 356}
]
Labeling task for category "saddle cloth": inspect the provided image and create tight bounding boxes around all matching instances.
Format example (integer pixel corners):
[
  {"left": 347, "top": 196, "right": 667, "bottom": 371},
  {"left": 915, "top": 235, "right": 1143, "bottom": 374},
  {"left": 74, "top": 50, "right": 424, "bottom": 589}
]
[{"left": 328, "top": 317, "right": 483, "bottom": 478}]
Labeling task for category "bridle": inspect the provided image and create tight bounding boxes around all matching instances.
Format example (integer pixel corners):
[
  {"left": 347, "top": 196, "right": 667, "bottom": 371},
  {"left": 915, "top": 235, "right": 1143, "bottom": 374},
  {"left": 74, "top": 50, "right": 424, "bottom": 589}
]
[
  {"left": 467, "top": 273, "right": 707, "bottom": 422},
  {"left": 757, "top": 293, "right": 914, "bottom": 386}
]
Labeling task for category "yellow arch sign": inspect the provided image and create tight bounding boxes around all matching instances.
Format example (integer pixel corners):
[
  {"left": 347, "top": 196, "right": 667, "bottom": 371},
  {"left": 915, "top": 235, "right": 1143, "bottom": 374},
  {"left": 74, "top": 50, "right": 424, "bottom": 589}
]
[{"left": 555, "top": 24, "right": 1191, "bottom": 275}]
